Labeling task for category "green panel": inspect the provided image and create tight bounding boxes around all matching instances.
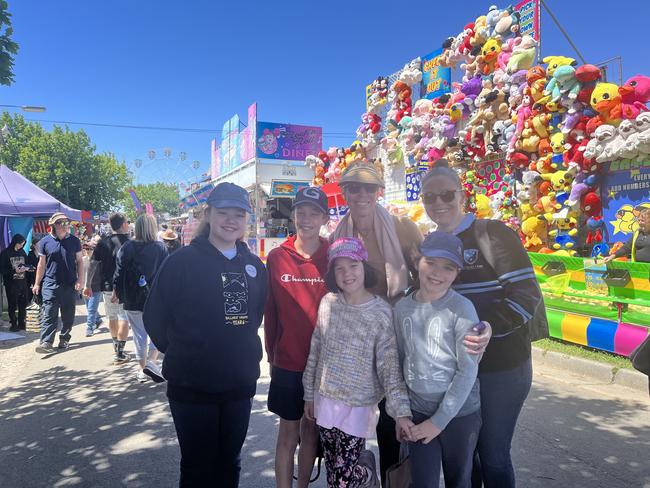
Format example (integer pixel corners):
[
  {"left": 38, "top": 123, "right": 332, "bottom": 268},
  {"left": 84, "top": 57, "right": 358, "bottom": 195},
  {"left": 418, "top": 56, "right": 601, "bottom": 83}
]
[
  {"left": 546, "top": 308, "right": 566, "bottom": 339},
  {"left": 542, "top": 295, "right": 618, "bottom": 321}
]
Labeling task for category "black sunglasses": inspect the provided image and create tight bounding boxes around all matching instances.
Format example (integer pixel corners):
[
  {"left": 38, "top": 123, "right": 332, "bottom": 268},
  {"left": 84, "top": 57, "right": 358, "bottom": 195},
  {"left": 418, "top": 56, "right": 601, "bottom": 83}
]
[
  {"left": 421, "top": 190, "right": 462, "bottom": 204},
  {"left": 56, "top": 220, "right": 71, "bottom": 226},
  {"left": 346, "top": 183, "right": 379, "bottom": 194}
]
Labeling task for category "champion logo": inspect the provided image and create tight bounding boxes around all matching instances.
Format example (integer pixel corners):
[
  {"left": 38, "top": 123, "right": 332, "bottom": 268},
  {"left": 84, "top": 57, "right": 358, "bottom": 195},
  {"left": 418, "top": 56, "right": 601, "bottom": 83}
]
[{"left": 281, "top": 273, "right": 324, "bottom": 285}]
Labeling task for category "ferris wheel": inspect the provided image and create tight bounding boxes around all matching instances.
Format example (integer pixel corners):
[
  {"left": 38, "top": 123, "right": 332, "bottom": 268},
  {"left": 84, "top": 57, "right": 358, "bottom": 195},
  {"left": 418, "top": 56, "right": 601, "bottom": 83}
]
[{"left": 127, "top": 147, "right": 205, "bottom": 190}]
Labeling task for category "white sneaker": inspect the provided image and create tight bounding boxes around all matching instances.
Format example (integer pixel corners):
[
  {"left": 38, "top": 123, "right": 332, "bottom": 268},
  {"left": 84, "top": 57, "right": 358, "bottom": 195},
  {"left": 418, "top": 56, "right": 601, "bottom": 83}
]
[
  {"left": 135, "top": 370, "right": 148, "bottom": 383},
  {"left": 143, "top": 361, "right": 165, "bottom": 383}
]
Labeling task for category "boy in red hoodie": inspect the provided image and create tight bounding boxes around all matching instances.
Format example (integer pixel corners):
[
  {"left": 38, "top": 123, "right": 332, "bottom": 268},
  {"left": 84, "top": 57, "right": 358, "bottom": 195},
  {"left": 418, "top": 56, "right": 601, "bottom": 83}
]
[{"left": 265, "top": 187, "right": 330, "bottom": 488}]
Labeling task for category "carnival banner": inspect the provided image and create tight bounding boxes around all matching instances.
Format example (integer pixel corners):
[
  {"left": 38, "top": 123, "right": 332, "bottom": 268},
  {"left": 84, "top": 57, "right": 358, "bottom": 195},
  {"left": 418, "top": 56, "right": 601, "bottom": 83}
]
[
  {"left": 179, "top": 182, "right": 215, "bottom": 210},
  {"left": 515, "top": 0, "right": 540, "bottom": 42},
  {"left": 421, "top": 49, "right": 451, "bottom": 100},
  {"left": 601, "top": 162, "right": 650, "bottom": 241},
  {"left": 256, "top": 122, "right": 322, "bottom": 161},
  {"left": 127, "top": 188, "right": 142, "bottom": 213},
  {"left": 270, "top": 180, "right": 310, "bottom": 198}
]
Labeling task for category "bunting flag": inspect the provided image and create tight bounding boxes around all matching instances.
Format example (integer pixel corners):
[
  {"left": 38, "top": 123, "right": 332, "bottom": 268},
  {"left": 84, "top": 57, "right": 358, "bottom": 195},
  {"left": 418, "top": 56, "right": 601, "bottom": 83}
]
[{"left": 128, "top": 188, "right": 142, "bottom": 213}]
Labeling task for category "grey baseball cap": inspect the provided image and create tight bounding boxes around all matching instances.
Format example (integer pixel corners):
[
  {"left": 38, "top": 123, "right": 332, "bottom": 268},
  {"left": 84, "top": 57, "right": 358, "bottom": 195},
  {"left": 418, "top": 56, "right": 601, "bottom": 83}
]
[
  {"left": 420, "top": 231, "right": 464, "bottom": 268},
  {"left": 206, "top": 182, "right": 252, "bottom": 213},
  {"left": 292, "top": 186, "right": 328, "bottom": 214}
]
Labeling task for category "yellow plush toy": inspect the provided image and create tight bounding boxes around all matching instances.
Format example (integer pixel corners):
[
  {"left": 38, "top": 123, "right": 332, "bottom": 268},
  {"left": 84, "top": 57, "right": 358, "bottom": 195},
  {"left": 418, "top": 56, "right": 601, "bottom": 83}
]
[
  {"left": 475, "top": 193, "right": 493, "bottom": 219},
  {"left": 521, "top": 216, "right": 546, "bottom": 251},
  {"left": 542, "top": 55, "right": 576, "bottom": 77},
  {"left": 480, "top": 38, "right": 502, "bottom": 75}
]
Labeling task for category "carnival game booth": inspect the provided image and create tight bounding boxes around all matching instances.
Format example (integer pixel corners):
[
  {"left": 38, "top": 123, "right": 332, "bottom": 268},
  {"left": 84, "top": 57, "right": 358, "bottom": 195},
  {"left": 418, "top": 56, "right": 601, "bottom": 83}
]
[
  {"left": 302, "top": 0, "right": 650, "bottom": 354},
  {"left": 531, "top": 252, "right": 649, "bottom": 356},
  {"left": 208, "top": 103, "right": 323, "bottom": 259}
]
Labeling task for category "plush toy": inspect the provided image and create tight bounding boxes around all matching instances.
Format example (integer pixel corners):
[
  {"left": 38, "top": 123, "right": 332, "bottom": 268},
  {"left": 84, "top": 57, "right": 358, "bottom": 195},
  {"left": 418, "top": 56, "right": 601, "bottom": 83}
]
[
  {"left": 312, "top": 164, "right": 325, "bottom": 186},
  {"left": 521, "top": 216, "right": 546, "bottom": 250},
  {"left": 542, "top": 55, "right": 576, "bottom": 77},
  {"left": 475, "top": 193, "right": 493, "bottom": 218},
  {"left": 541, "top": 169, "right": 573, "bottom": 207},
  {"left": 479, "top": 37, "right": 502, "bottom": 75},
  {"left": 587, "top": 82, "right": 623, "bottom": 133},
  {"left": 615, "top": 119, "right": 639, "bottom": 160},
  {"left": 584, "top": 124, "right": 617, "bottom": 162},
  {"left": 489, "top": 190, "right": 506, "bottom": 220},
  {"left": 485, "top": 5, "right": 503, "bottom": 37},
  {"left": 494, "top": 9, "right": 521, "bottom": 41},
  {"left": 506, "top": 35, "right": 536, "bottom": 73},
  {"left": 526, "top": 66, "right": 548, "bottom": 103},
  {"left": 549, "top": 208, "right": 578, "bottom": 254},
  {"left": 620, "top": 74, "right": 650, "bottom": 119},
  {"left": 549, "top": 132, "right": 571, "bottom": 167},
  {"left": 399, "top": 58, "right": 423, "bottom": 86},
  {"left": 543, "top": 65, "right": 581, "bottom": 109}
]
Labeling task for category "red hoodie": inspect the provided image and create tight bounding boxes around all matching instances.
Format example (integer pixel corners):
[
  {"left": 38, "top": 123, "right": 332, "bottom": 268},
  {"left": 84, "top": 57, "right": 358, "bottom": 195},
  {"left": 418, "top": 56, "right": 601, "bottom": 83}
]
[{"left": 264, "top": 235, "right": 329, "bottom": 372}]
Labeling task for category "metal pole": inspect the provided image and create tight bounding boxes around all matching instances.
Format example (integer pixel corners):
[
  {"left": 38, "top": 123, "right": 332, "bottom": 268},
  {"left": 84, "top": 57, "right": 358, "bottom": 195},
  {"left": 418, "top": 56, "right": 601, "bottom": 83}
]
[{"left": 540, "top": 0, "right": 587, "bottom": 64}]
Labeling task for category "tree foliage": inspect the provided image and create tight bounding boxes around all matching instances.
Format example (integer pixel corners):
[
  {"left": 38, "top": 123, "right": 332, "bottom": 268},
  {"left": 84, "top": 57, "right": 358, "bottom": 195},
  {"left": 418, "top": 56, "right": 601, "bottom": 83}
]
[
  {"left": 121, "top": 182, "right": 180, "bottom": 220},
  {"left": 0, "top": 113, "right": 132, "bottom": 211},
  {"left": 0, "top": 1, "right": 18, "bottom": 86}
]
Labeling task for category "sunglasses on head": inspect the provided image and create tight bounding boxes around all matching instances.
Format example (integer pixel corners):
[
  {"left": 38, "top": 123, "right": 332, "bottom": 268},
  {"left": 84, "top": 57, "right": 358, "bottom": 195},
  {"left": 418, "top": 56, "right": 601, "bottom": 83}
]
[
  {"left": 346, "top": 183, "right": 379, "bottom": 194},
  {"left": 421, "top": 190, "right": 462, "bottom": 204},
  {"left": 56, "top": 220, "right": 71, "bottom": 226}
]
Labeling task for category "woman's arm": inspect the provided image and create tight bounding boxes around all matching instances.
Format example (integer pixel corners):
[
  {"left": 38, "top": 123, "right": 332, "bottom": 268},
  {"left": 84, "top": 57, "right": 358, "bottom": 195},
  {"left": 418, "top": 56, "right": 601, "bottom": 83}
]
[{"left": 143, "top": 256, "right": 175, "bottom": 353}]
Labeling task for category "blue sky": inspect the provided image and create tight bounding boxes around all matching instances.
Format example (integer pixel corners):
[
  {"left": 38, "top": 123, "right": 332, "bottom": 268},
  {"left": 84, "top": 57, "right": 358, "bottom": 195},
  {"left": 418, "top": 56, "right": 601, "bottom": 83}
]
[{"left": 1, "top": 0, "right": 648, "bottom": 185}]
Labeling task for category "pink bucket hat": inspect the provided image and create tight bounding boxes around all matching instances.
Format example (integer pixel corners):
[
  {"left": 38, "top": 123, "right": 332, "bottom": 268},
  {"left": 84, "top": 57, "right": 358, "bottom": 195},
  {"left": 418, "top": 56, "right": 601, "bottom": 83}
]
[{"left": 327, "top": 237, "right": 369, "bottom": 267}]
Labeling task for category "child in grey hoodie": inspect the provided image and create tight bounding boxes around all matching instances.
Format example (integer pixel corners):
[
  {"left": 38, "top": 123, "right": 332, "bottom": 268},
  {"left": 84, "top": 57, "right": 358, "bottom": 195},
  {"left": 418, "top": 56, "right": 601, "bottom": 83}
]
[{"left": 393, "top": 231, "right": 483, "bottom": 488}]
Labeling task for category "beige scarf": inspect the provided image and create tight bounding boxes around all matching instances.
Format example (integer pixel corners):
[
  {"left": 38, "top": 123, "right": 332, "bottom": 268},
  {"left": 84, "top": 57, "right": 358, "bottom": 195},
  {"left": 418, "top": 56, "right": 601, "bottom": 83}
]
[{"left": 330, "top": 205, "right": 408, "bottom": 297}]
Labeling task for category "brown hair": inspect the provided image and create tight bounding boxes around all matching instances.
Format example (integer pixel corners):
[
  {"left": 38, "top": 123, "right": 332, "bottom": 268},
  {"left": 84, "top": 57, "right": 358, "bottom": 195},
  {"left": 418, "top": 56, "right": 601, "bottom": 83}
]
[
  {"left": 324, "top": 260, "right": 378, "bottom": 293},
  {"left": 421, "top": 159, "right": 463, "bottom": 190}
]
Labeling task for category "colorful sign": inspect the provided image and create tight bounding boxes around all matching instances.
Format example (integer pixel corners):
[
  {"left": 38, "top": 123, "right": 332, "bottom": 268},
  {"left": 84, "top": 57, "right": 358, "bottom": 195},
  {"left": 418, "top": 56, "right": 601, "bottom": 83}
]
[
  {"left": 256, "top": 122, "right": 322, "bottom": 161},
  {"left": 405, "top": 163, "right": 430, "bottom": 202},
  {"left": 601, "top": 162, "right": 650, "bottom": 240},
  {"left": 421, "top": 49, "right": 451, "bottom": 100},
  {"left": 211, "top": 103, "right": 257, "bottom": 179},
  {"left": 180, "top": 182, "right": 215, "bottom": 210},
  {"left": 515, "top": 0, "right": 540, "bottom": 42},
  {"left": 270, "top": 180, "right": 310, "bottom": 198}
]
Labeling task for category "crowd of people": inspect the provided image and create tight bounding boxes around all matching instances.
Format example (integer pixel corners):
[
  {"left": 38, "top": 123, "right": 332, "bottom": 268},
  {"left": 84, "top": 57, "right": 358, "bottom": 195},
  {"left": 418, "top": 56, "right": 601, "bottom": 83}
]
[{"left": 1, "top": 161, "right": 547, "bottom": 488}]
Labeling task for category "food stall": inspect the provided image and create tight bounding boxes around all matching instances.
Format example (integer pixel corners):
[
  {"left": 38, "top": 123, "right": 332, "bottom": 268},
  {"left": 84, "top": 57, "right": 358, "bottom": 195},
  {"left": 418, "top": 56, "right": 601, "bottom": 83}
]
[{"left": 207, "top": 104, "right": 322, "bottom": 258}]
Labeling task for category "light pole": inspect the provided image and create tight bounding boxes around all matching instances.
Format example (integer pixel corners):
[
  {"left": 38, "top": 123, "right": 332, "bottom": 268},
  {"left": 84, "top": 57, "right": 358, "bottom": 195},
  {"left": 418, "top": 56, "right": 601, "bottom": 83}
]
[{"left": 0, "top": 104, "right": 46, "bottom": 112}]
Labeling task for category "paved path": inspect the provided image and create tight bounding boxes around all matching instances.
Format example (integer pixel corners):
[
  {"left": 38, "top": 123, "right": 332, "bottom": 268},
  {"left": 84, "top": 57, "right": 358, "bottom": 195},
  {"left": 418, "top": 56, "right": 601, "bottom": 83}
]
[{"left": 0, "top": 303, "right": 649, "bottom": 487}]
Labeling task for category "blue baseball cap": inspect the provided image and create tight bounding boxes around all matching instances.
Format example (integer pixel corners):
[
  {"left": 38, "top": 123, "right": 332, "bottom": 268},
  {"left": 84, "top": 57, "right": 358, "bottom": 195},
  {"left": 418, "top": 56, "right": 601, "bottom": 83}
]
[
  {"left": 293, "top": 186, "right": 329, "bottom": 214},
  {"left": 420, "top": 231, "right": 464, "bottom": 269},
  {"left": 207, "top": 182, "right": 252, "bottom": 213}
]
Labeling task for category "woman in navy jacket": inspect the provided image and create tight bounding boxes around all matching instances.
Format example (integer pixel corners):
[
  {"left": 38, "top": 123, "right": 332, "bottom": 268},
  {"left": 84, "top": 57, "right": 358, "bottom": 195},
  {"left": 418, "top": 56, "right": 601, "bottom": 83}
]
[{"left": 144, "top": 183, "right": 267, "bottom": 488}]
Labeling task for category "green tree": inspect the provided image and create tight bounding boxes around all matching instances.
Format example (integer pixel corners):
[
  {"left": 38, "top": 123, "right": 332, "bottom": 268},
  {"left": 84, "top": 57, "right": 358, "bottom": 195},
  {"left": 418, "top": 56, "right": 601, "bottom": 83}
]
[
  {"left": 0, "top": 1, "right": 18, "bottom": 86},
  {"left": 0, "top": 113, "right": 132, "bottom": 210},
  {"left": 122, "top": 182, "right": 180, "bottom": 220}
]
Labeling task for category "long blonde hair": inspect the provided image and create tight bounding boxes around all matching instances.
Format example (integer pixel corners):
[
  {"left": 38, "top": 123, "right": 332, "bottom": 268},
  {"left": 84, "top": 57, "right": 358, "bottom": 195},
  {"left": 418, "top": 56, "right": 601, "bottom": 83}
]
[{"left": 134, "top": 214, "right": 158, "bottom": 242}]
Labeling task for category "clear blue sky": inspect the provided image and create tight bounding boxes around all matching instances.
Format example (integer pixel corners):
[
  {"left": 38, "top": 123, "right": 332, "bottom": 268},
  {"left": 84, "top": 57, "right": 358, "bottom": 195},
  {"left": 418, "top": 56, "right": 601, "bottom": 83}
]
[{"left": 1, "top": 0, "right": 648, "bottom": 185}]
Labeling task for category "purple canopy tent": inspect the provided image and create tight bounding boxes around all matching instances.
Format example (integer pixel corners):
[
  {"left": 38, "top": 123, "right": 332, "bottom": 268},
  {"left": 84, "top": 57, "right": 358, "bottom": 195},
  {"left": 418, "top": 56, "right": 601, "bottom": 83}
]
[{"left": 0, "top": 165, "right": 82, "bottom": 250}]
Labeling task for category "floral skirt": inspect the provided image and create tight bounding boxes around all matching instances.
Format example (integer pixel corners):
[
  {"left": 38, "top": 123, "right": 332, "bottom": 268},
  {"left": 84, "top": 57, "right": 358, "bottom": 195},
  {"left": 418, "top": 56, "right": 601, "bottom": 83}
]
[{"left": 319, "top": 426, "right": 367, "bottom": 487}]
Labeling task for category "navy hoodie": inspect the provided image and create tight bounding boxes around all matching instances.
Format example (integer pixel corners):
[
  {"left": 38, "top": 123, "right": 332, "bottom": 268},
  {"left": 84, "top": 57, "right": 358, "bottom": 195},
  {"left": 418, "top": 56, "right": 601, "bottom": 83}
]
[{"left": 143, "top": 235, "right": 267, "bottom": 403}]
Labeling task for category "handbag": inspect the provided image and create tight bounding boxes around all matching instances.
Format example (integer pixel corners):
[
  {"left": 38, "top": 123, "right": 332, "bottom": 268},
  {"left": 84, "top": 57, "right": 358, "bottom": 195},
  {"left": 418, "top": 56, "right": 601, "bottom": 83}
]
[
  {"left": 386, "top": 442, "right": 410, "bottom": 488},
  {"left": 629, "top": 333, "right": 650, "bottom": 376}
]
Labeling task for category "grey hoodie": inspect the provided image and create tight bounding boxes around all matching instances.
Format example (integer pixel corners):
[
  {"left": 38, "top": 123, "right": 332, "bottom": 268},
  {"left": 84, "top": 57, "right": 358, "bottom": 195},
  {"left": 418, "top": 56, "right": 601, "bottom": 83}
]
[{"left": 394, "top": 289, "right": 481, "bottom": 430}]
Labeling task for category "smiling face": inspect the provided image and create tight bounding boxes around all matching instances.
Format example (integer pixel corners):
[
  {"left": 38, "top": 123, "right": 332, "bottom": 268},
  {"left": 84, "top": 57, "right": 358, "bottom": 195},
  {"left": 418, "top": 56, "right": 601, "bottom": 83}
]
[
  {"left": 332, "top": 257, "right": 366, "bottom": 296},
  {"left": 208, "top": 206, "right": 247, "bottom": 249},
  {"left": 422, "top": 175, "right": 466, "bottom": 232},
  {"left": 417, "top": 256, "right": 460, "bottom": 300},
  {"left": 294, "top": 204, "right": 328, "bottom": 241},
  {"left": 343, "top": 183, "right": 379, "bottom": 221}
]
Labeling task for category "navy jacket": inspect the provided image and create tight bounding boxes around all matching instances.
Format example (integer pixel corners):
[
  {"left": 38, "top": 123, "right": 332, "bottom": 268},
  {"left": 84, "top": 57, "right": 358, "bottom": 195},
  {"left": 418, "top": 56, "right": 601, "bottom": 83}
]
[
  {"left": 143, "top": 235, "right": 267, "bottom": 402},
  {"left": 114, "top": 240, "right": 168, "bottom": 311}
]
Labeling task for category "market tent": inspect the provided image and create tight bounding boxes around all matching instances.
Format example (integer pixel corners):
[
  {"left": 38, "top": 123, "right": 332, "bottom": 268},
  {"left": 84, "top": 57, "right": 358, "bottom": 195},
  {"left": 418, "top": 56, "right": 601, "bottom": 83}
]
[{"left": 0, "top": 165, "right": 81, "bottom": 219}]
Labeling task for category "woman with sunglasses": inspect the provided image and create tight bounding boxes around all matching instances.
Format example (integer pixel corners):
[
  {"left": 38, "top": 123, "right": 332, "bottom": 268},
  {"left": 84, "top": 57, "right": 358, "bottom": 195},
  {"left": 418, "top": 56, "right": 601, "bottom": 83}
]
[
  {"left": 421, "top": 159, "right": 543, "bottom": 488},
  {"left": 329, "top": 162, "right": 492, "bottom": 486}
]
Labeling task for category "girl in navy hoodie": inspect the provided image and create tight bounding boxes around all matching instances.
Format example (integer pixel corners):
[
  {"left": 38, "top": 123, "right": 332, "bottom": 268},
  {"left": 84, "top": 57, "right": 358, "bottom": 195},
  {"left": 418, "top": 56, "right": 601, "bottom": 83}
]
[
  {"left": 264, "top": 187, "right": 330, "bottom": 488},
  {"left": 144, "top": 183, "right": 267, "bottom": 488}
]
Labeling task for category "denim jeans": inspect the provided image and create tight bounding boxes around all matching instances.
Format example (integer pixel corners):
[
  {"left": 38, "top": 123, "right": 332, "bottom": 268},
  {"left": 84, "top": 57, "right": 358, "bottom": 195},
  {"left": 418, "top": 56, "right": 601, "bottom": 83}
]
[
  {"left": 472, "top": 359, "right": 533, "bottom": 488},
  {"left": 168, "top": 397, "right": 252, "bottom": 488},
  {"left": 85, "top": 291, "right": 103, "bottom": 332},
  {"left": 125, "top": 310, "right": 157, "bottom": 361},
  {"left": 410, "top": 409, "right": 482, "bottom": 488},
  {"left": 40, "top": 284, "right": 77, "bottom": 345}
]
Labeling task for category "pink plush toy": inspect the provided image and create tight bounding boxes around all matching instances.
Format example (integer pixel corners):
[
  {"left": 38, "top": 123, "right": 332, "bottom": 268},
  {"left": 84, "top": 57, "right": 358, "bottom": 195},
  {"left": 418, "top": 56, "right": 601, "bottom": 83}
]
[{"left": 620, "top": 75, "right": 650, "bottom": 120}]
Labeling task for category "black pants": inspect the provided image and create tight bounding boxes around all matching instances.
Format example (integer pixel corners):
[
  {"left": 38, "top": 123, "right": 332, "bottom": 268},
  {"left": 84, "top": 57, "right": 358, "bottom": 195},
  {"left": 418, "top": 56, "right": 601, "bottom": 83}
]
[
  {"left": 5, "top": 281, "right": 28, "bottom": 329},
  {"left": 168, "top": 397, "right": 252, "bottom": 488},
  {"left": 376, "top": 398, "right": 400, "bottom": 487}
]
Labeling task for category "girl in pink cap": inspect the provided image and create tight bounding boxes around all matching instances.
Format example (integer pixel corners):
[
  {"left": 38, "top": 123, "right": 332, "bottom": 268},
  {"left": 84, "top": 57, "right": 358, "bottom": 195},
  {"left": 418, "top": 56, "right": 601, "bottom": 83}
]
[{"left": 302, "top": 237, "right": 414, "bottom": 487}]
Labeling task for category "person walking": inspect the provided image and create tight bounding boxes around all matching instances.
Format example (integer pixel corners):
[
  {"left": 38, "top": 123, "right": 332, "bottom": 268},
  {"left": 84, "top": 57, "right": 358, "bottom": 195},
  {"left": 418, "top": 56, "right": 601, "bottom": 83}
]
[
  {"left": 303, "top": 237, "right": 413, "bottom": 488},
  {"left": 329, "top": 163, "right": 492, "bottom": 486},
  {"left": 161, "top": 228, "right": 182, "bottom": 255},
  {"left": 144, "top": 182, "right": 267, "bottom": 488},
  {"left": 264, "top": 187, "right": 330, "bottom": 488},
  {"left": 81, "top": 240, "right": 103, "bottom": 337},
  {"left": 0, "top": 234, "right": 30, "bottom": 332},
  {"left": 113, "top": 214, "right": 167, "bottom": 382},
  {"left": 85, "top": 213, "right": 131, "bottom": 362},
  {"left": 32, "top": 213, "right": 84, "bottom": 353},
  {"left": 394, "top": 232, "right": 483, "bottom": 488},
  {"left": 420, "top": 160, "right": 543, "bottom": 488}
]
